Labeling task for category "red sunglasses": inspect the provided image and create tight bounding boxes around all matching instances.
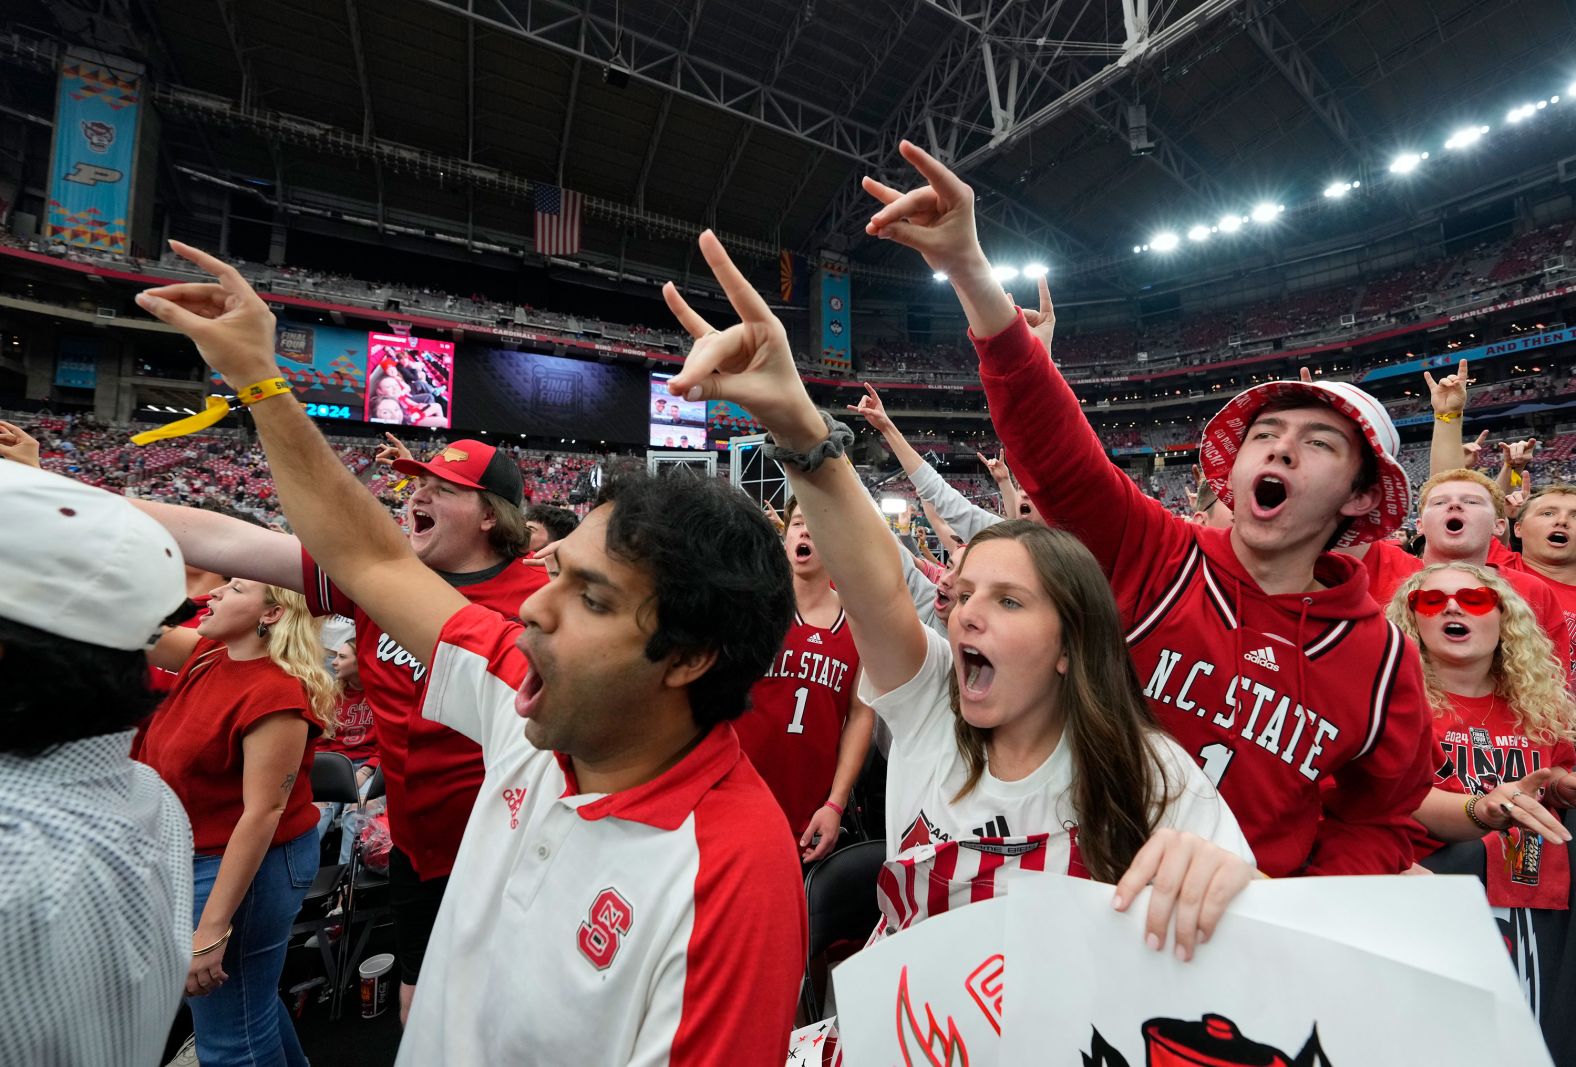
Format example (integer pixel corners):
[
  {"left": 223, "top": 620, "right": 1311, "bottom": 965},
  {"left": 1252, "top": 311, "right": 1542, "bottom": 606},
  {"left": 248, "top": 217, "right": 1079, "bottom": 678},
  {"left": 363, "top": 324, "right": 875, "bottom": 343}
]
[{"left": 1406, "top": 586, "right": 1501, "bottom": 616}]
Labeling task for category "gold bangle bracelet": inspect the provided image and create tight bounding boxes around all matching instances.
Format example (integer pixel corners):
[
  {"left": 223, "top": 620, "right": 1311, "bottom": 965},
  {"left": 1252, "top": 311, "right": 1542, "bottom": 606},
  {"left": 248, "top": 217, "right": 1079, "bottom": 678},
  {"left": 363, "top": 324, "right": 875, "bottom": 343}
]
[
  {"left": 1465, "top": 795, "right": 1496, "bottom": 832},
  {"left": 192, "top": 925, "right": 233, "bottom": 957}
]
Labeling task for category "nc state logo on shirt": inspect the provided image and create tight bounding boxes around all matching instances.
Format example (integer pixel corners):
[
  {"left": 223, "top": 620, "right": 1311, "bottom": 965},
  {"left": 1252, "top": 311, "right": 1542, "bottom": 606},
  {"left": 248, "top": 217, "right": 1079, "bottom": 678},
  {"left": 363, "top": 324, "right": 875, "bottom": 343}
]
[{"left": 577, "top": 887, "right": 635, "bottom": 971}]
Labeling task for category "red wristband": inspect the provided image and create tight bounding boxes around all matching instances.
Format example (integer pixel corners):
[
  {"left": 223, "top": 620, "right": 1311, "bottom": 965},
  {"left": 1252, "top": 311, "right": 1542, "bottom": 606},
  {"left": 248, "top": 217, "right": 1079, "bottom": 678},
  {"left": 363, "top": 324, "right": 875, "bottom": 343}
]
[{"left": 823, "top": 800, "right": 845, "bottom": 817}]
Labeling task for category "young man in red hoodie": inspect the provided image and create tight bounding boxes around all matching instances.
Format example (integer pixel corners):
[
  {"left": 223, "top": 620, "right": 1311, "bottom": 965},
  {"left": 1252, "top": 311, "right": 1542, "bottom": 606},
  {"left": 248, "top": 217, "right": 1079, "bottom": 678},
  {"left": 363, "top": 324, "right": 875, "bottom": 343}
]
[{"left": 860, "top": 141, "right": 1435, "bottom": 877}]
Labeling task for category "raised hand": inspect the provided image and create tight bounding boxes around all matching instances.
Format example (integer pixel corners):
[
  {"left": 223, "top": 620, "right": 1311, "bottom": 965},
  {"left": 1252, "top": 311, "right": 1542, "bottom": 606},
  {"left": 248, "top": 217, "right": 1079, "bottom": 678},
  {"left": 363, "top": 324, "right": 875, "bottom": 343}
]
[
  {"left": 1498, "top": 438, "right": 1538, "bottom": 473},
  {"left": 374, "top": 432, "right": 413, "bottom": 468},
  {"left": 1022, "top": 276, "right": 1056, "bottom": 353},
  {"left": 1422, "top": 358, "right": 1472, "bottom": 417},
  {"left": 1461, "top": 429, "right": 1490, "bottom": 469},
  {"left": 861, "top": 141, "right": 984, "bottom": 278},
  {"left": 663, "top": 232, "right": 822, "bottom": 447},
  {"left": 846, "top": 382, "right": 896, "bottom": 435},
  {"left": 976, "top": 451, "right": 1008, "bottom": 482},
  {"left": 0, "top": 420, "right": 42, "bottom": 468},
  {"left": 134, "top": 241, "right": 280, "bottom": 389}
]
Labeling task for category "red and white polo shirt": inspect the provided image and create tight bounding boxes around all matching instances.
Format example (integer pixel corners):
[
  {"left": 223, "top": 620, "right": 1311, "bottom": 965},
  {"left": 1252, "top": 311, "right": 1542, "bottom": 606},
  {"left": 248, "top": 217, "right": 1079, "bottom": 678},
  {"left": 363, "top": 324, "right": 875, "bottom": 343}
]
[{"left": 396, "top": 604, "right": 807, "bottom": 1066}]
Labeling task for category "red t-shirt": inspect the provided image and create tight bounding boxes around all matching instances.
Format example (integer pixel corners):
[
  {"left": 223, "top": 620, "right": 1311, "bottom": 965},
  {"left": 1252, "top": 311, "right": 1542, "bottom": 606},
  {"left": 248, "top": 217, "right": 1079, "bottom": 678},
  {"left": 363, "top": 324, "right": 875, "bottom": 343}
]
[
  {"left": 133, "top": 638, "right": 322, "bottom": 853},
  {"left": 1362, "top": 540, "right": 1572, "bottom": 682},
  {"left": 1414, "top": 691, "right": 1576, "bottom": 858},
  {"left": 319, "top": 686, "right": 378, "bottom": 765},
  {"left": 735, "top": 608, "right": 860, "bottom": 836},
  {"left": 147, "top": 594, "right": 210, "bottom": 694},
  {"left": 1487, "top": 540, "right": 1576, "bottom": 686},
  {"left": 303, "top": 549, "right": 549, "bottom": 879}
]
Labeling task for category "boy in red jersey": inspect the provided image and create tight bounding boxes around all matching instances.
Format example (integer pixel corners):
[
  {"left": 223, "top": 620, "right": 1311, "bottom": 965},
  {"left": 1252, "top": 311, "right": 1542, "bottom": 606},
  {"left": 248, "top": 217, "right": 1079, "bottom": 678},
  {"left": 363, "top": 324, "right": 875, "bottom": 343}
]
[
  {"left": 735, "top": 496, "right": 874, "bottom": 862},
  {"left": 858, "top": 141, "right": 1434, "bottom": 877},
  {"left": 129, "top": 433, "right": 545, "bottom": 1024}
]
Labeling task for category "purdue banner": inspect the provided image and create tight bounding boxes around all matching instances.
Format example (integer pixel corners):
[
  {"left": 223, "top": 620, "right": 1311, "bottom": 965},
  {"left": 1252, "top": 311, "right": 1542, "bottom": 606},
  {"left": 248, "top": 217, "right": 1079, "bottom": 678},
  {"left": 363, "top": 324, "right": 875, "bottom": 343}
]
[{"left": 45, "top": 51, "right": 143, "bottom": 254}]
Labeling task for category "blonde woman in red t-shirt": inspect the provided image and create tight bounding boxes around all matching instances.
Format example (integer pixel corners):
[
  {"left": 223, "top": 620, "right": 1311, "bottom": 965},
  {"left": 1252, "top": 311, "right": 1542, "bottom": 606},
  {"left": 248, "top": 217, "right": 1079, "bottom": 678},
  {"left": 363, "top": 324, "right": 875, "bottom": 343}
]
[
  {"left": 1387, "top": 563, "right": 1576, "bottom": 858},
  {"left": 137, "top": 579, "right": 336, "bottom": 1067}
]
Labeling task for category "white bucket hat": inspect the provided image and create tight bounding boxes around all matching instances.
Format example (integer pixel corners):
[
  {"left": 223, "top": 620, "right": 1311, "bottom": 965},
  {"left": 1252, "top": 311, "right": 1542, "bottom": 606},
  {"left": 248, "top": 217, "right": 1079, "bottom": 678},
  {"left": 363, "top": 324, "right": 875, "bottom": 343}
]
[{"left": 1199, "top": 379, "right": 1410, "bottom": 548}]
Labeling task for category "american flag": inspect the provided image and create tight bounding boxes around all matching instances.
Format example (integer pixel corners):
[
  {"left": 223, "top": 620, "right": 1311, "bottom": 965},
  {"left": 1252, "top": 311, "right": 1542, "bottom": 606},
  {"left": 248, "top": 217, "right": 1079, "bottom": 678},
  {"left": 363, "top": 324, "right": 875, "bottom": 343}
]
[{"left": 534, "top": 184, "right": 583, "bottom": 255}]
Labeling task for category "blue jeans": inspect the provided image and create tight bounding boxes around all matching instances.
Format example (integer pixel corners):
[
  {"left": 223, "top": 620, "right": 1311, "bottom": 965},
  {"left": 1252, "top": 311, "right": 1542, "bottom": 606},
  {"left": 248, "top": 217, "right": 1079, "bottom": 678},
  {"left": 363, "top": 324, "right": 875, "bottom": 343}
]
[{"left": 189, "top": 828, "right": 316, "bottom": 1067}]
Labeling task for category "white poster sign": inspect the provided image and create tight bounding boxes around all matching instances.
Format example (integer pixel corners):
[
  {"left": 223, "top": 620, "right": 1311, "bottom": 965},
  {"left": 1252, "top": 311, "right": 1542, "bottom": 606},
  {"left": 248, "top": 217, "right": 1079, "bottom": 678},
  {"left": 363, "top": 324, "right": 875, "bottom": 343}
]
[
  {"left": 830, "top": 874, "right": 1547, "bottom": 1066},
  {"left": 832, "top": 896, "right": 1006, "bottom": 1066}
]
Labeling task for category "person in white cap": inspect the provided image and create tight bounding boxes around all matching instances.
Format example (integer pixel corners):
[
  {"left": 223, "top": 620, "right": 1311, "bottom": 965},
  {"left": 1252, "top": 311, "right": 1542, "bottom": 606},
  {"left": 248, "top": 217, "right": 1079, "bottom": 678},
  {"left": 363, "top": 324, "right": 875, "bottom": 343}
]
[
  {"left": 0, "top": 460, "right": 193, "bottom": 1067},
  {"left": 860, "top": 140, "right": 1435, "bottom": 878}
]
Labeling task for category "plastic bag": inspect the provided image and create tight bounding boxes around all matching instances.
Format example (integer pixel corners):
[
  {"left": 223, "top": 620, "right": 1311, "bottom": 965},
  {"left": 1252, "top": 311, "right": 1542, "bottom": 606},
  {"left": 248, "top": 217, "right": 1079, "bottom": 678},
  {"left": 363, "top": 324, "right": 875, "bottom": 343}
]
[{"left": 343, "top": 803, "right": 392, "bottom": 872}]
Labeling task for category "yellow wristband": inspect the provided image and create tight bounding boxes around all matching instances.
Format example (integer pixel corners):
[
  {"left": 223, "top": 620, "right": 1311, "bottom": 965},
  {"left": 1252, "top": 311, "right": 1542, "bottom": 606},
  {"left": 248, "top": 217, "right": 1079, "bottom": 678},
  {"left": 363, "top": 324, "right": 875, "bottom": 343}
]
[
  {"left": 1434, "top": 411, "right": 1460, "bottom": 423},
  {"left": 238, "top": 377, "right": 291, "bottom": 406}
]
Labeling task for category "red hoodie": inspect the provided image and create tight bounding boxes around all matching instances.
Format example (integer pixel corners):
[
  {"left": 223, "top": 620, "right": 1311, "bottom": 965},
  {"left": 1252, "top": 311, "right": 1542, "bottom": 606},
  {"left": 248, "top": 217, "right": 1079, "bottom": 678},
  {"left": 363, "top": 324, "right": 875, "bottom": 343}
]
[{"left": 973, "top": 313, "right": 1435, "bottom": 877}]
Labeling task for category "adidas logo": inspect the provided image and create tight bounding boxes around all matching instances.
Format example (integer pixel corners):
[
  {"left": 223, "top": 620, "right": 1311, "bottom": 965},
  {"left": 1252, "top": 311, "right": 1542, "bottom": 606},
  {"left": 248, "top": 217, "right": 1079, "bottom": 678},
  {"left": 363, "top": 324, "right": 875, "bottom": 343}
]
[
  {"left": 1243, "top": 645, "right": 1280, "bottom": 672},
  {"left": 806, "top": 633, "right": 823, "bottom": 645}
]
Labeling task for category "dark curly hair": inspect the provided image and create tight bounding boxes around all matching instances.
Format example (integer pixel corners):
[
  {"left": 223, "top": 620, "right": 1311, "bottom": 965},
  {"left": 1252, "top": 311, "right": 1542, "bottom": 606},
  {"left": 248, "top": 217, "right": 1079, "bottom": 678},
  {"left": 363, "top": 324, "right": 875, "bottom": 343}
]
[
  {"left": 0, "top": 619, "right": 163, "bottom": 757},
  {"left": 597, "top": 468, "right": 793, "bottom": 730}
]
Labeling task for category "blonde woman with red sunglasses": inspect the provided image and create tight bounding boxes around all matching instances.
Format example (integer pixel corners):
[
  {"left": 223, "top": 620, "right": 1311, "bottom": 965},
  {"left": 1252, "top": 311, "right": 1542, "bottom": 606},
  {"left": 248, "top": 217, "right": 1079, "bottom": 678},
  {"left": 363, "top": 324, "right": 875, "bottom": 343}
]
[{"left": 1387, "top": 563, "right": 1576, "bottom": 853}]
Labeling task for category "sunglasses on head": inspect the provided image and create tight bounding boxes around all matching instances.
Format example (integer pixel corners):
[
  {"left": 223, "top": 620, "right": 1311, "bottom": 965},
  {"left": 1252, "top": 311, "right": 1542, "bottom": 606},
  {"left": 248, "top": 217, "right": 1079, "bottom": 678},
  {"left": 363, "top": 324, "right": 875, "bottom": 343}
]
[{"left": 1406, "top": 586, "right": 1501, "bottom": 616}]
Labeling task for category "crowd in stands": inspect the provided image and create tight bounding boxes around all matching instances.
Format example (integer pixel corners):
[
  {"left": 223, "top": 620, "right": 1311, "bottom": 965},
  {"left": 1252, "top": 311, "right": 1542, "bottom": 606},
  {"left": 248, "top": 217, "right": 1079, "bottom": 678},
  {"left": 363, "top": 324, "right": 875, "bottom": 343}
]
[{"left": 11, "top": 410, "right": 608, "bottom": 523}]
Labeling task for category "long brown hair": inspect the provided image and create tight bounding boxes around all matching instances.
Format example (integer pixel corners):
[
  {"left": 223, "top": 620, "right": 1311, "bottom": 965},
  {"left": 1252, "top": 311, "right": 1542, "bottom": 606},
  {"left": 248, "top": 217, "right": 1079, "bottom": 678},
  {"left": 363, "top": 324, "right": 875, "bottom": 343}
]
[{"left": 946, "top": 521, "right": 1174, "bottom": 882}]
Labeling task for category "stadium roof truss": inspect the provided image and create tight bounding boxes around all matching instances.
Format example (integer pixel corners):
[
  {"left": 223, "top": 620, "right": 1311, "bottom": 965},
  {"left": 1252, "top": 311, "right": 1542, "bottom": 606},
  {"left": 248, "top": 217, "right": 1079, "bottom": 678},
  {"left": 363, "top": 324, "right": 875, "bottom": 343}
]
[{"left": 5, "top": 0, "right": 1574, "bottom": 294}]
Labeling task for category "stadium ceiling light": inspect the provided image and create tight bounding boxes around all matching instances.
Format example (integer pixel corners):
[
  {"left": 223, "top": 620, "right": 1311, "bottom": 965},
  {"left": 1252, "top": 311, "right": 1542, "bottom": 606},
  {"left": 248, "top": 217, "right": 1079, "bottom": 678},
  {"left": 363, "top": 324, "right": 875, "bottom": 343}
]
[
  {"left": 1507, "top": 103, "right": 1536, "bottom": 123},
  {"left": 932, "top": 271, "right": 948, "bottom": 282},
  {"left": 1323, "top": 181, "right": 1353, "bottom": 199},
  {"left": 1217, "top": 214, "right": 1243, "bottom": 233},
  {"left": 1249, "top": 203, "right": 1282, "bottom": 223},
  {"left": 1388, "top": 151, "right": 1424, "bottom": 174},
  {"left": 1150, "top": 231, "right": 1180, "bottom": 252},
  {"left": 1444, "top": 125, "right": 1489, "bottom": 150},
  {"left": 1023, "top": 263, "right": 1049, "bottom": 279},
  {"left": 992, "top": 265, "right": 1019, "bottom": 282},
  {"left": 1133, "top": 245, "right": 1143, "bottom": 254},
  {"left": 1187, "top": 224, "right": 1211, "bottom": 241}
]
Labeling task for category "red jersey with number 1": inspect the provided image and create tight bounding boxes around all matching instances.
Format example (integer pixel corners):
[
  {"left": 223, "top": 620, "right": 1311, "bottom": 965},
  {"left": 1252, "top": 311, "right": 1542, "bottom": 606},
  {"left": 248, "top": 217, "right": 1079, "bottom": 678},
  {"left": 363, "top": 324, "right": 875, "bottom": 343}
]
[
  {"left": 736, "top": 609, "right": 860, "bottom": 836},
  {"left": 302, "top": 549, "right": 549, "bottom": 879}
]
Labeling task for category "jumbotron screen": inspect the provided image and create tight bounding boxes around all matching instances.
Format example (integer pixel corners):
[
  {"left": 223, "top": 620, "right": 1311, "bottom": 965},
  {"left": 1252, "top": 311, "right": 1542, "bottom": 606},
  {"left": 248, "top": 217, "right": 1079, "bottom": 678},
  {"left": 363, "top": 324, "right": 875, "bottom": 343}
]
[
  {"left": 364, "top": 333, "right": 455, "bottom": 429},
  {"left": 648, "top": 373, "right": 707, "bottom": 449}
]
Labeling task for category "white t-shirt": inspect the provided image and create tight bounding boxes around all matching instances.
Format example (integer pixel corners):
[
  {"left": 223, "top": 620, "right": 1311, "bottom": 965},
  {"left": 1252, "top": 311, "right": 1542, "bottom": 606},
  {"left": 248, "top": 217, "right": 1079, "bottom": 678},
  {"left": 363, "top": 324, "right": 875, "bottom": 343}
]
[{"left": 862, "top": 628, "right": 1255, "bottom": 870}]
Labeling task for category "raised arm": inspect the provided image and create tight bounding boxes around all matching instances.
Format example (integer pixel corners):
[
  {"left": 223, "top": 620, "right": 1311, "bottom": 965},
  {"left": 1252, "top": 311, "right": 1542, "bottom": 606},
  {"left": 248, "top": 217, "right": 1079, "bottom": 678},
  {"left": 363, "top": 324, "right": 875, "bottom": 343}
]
[
  {"left": 862, "top": 141, "right": 1190, "bottom": 600},
  {"left": 1424, "top": 358, "right": 1470, "bottom": 476},
  {"left": 126, "top": 498, "right": 305, "bottom": 592},
  {"left": 662, "top": 232, "right": 929, "bottom": 695},
  {"left": 849, "top": 383, "right": 1002, "bottom": 541},
  {"left": 134, "top": 242, "right": 468, "bottom": 663}
]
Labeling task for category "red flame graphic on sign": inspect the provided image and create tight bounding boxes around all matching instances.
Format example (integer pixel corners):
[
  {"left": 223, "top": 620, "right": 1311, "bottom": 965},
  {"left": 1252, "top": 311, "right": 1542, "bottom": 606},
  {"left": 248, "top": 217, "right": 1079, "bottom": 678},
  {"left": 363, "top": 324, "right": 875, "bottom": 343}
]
[{"left": 896, "top": 966, "right": 970, "bottom": 1067}]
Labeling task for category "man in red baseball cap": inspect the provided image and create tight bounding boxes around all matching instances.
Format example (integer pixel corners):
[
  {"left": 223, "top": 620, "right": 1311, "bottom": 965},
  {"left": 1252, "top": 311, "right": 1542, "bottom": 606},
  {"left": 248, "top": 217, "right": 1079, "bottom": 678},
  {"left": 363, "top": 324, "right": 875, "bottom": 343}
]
[{"left": 129, "top": 432, "right": 547, "bottom": 1023}]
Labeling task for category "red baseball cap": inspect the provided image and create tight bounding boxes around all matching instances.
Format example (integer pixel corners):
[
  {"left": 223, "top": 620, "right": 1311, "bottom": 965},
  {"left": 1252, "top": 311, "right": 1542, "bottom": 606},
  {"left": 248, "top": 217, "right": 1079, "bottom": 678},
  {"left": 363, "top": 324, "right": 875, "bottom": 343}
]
[{"left": 392, "top": 439, "right": 526, "bottom": 507}]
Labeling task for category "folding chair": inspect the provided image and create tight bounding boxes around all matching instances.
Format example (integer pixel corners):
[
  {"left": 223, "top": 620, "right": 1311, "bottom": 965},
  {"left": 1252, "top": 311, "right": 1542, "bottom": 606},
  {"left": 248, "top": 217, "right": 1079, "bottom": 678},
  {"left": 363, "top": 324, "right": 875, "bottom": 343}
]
[
  {"left": 328, "top": 763, "right": 392, "bottom": 1020},
  {"left": 799, "top": 839, "right": 885, "bottom": 1023},
  {"left": 289, "top": 753, "right": 358, "bottom": 1006}
]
